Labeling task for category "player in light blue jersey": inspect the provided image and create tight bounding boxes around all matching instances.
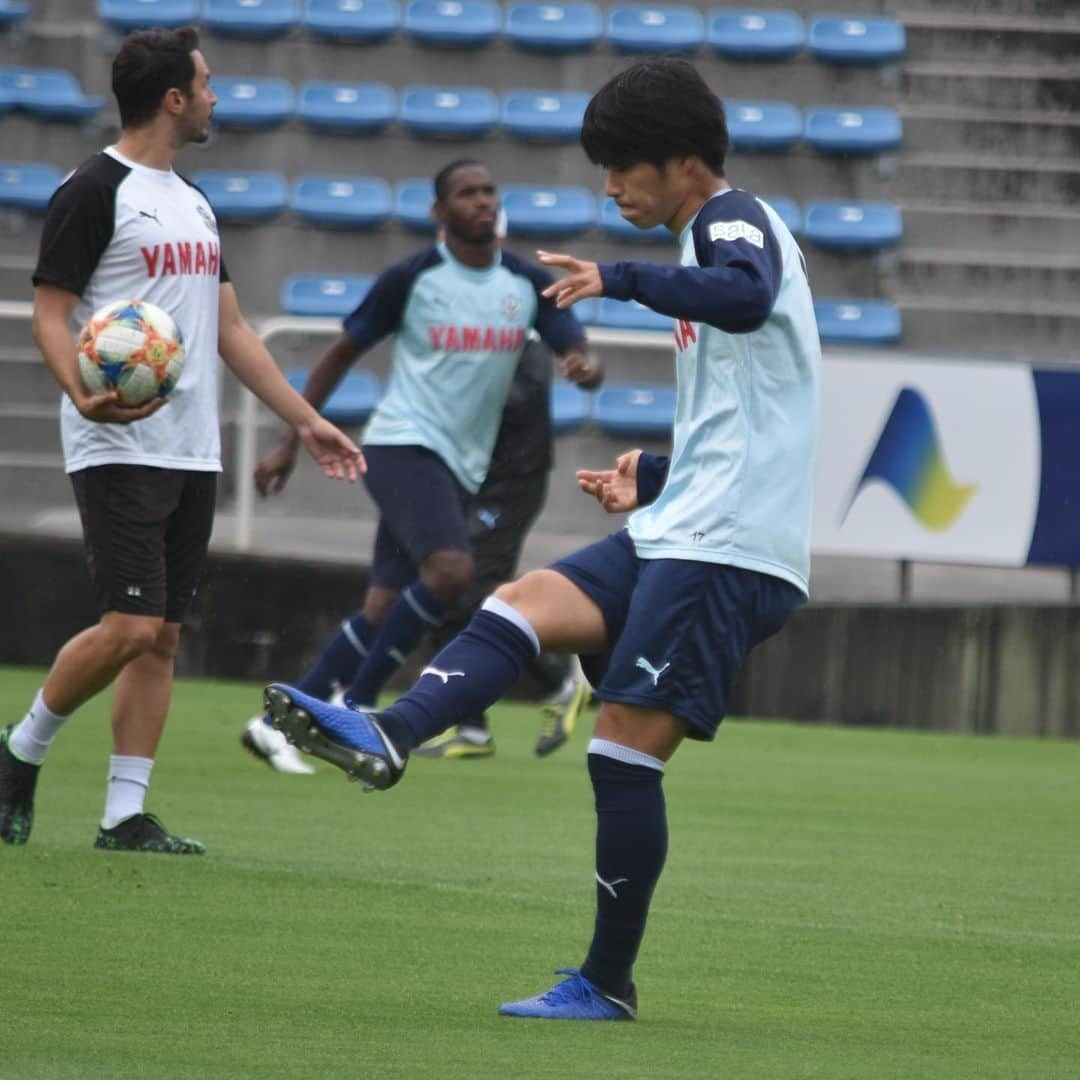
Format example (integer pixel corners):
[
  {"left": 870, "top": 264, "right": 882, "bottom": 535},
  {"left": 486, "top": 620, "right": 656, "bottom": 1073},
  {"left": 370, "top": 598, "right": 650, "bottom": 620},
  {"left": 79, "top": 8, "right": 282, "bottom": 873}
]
[
  {"left": 244, "top": 160, "right": 594, "bottom": 773},
  {"left": 262, "top": 60, "right": 820, "bottom": 1019}
]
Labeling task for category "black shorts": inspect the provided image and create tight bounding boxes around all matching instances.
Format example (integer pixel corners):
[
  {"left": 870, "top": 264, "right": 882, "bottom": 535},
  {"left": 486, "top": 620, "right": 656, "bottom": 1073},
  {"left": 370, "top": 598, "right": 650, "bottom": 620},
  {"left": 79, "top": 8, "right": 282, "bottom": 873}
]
[
  {"left": 71, "top": 465, "right": 217, "bottom": 622},
  {"left": 362, "top": 444, "right": 473, "bottom": 591}
]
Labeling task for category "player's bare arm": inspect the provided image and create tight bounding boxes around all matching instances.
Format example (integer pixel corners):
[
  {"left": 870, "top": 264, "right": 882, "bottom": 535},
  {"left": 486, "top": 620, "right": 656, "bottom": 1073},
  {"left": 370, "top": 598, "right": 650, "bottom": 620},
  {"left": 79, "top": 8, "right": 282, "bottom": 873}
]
[
  {"left": 577, "top": 449, "right": 642, "bottom": 513},
  {"left": 33, "top": 284, "right": 166, "bottom": 425},
  {"left": 254, "top": 331, "right": 362, "bottom": 496},
  {"left": 536, "top": 251, "right": 603, "bottom": 309},
  {"left": 217, "top": 282, "right": 365, "bottom": 485}
]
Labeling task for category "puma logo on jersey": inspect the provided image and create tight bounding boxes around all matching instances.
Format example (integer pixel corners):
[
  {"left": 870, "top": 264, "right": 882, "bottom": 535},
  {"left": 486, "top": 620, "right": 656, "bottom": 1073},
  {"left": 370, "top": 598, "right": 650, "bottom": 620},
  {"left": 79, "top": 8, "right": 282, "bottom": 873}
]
[
  {"left": 635, "top": 656, "right": 671, "bottom": 686},
  {"left": 708, "top": 219, "right": 764, "bottom": 248},
  {"left": 138, "top": 209, "right": 161, "bottom": 225},
  {"left": 421, "top": 666, "right": 466, "bottom": 684}
]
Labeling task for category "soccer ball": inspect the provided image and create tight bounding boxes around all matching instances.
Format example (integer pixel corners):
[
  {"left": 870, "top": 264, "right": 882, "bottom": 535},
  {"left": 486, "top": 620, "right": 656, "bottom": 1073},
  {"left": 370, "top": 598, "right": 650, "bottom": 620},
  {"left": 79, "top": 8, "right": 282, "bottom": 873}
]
[{"left": 78, "top": 299, "right": 185, "bottom": 406}]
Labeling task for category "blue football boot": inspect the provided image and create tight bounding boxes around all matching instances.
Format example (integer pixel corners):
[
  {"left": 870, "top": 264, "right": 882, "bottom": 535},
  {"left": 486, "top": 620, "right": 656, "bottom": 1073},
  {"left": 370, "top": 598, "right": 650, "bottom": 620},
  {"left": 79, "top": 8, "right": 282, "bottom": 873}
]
[
  {"left": 498, "top": 969, "right": 637, "bottom": 1021},
  {"left": 263, "top": 684, "right": 406, "bottom": 791}
]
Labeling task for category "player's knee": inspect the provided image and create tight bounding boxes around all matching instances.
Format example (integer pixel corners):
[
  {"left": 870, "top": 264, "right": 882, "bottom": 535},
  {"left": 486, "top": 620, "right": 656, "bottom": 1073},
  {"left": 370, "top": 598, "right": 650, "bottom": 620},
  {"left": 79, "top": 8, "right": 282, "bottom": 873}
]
[
  {"left": 493, "top": 569, "right": 553, "bottom": 610},
  {"left": 421, "top": 550, "right": 475, "bottom": 602},
  {"left": 101, "top": 614, "right": 165, "bottom": 661},
  {"left": 147, "top": 622, "right": 182, "bottom": 661}
]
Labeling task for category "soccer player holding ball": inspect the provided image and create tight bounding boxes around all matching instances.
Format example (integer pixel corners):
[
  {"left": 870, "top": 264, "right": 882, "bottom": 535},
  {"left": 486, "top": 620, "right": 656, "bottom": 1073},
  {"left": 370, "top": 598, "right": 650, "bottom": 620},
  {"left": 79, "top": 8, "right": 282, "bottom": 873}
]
[
  {"left": 265, "top": 57, "right": 820, "bottom": 1019},
  {"left": 0, "top": 28, "right": 363, "bottom": 854}
]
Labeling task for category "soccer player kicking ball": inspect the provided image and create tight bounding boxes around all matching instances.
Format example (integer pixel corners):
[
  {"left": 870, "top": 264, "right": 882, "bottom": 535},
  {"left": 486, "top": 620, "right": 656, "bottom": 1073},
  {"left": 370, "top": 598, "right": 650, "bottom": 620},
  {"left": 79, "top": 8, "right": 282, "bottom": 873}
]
[
  {"left": 264, "top": 56, "right": 820, "bottom": 1018},
  {"left": 0, "top": 27, "right": 363, "bottom": 855}
]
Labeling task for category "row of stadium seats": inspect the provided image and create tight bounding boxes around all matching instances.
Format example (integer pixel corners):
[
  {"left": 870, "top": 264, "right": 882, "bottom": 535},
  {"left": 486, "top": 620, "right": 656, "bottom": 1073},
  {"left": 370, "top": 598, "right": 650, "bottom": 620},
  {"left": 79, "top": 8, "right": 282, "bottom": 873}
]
[
  {"left": 280, "top": 273, "right": 902, "bottom": 345},
  {"left": 95, "top": 1, "right": 905, "bottom": 63},
  {"left": 0, "top": 163, "right": 903, "bottom": 250},
  {"left": 0, "top": 1, "right": 27, "bottom": 28},
  {"left": 205, "top": 81, "right": 902, "bottom": 154}
]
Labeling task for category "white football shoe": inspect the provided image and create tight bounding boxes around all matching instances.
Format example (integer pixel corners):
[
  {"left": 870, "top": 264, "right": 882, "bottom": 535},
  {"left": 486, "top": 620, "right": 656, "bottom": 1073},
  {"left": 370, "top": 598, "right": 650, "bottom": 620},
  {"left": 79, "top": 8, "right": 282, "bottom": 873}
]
[{"left": 241, "top": 716, "right": 316, "bottom": 775}]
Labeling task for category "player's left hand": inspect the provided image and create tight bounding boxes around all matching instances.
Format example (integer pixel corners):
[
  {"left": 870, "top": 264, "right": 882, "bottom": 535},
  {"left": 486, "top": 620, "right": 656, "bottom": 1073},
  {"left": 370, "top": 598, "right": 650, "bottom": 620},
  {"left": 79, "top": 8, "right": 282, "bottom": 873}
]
[
  {"left": 561, "top": 349, "right": 603, "bottom": 389},
  {"left": 538, "top": 250, "right": 603, "bottom": 309},
  {"left": 295, "top": 417, "right": 366, "bottom": 483}
]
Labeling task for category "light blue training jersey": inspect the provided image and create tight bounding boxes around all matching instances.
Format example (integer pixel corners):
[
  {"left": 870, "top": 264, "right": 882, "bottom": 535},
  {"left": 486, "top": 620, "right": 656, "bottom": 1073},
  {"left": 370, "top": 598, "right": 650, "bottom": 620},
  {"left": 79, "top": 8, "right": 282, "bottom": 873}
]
[
  {"left": 598, "top": 188, "right": 820, "bottom": 596},
  {"left": 346, "top": 242, "right": 584, "bottom": 493}
]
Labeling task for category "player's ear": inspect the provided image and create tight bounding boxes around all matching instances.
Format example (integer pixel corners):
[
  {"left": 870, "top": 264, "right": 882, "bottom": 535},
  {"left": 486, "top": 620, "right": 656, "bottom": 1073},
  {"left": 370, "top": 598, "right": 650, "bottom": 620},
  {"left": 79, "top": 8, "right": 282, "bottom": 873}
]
[{"left": 162, "top": 86, "right": 186, "bottom": 118}]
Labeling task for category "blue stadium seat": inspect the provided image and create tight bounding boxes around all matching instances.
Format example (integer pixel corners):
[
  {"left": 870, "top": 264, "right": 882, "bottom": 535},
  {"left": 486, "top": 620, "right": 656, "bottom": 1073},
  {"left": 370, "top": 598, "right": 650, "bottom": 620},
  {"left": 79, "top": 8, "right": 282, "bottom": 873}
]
[
  {"left": 403, "top": 0, "right": 499, "bottom": 46},
  {"left": 505, "top": 2, "right": 602, "bottom": 52},
  {"left": 303, "top": 0, "right": 400, "bottom": 40},
  {"left": 0, "top": 82, "right": 11, "bottom": 114},
  {"left": 285, "top": 369, "right": 382, "bottom": 424},
  {"left": 0, "top": 2, "right": 29, "bottom": 28},
  {"left": 393, "top": 178, "right": 436, "bottom": 231},
  {"left": 599, "top": 196, "right": 669, "bottom": 243},
  {"left": 726, "top": 100, "right": 801, "bottom": 151},
  {"left": 594, "top": 382, "right": 676, "bottom": 437},
  {"left": 0, "top": 68, "right": 104, "bottom": 120},
  {"left": 761, "top": 195, "right": 801, "bottom": 235},
  {"left": 568, "top": 297, "right": 597, "bottom": 324},
  {"left": 191, "top": 171, "right": 288, "bottom": 222},
  {"left": 550, "top": 379, "right": 593, "bottom": 433},
  {"left": 0, "top": 162, "right": 62, "bottom": 212},
  {"left": 501, "top": 90, "right": 588, "bottom": 141},
  {"left": 808, "top": 16, "right": 905, "bottom": 64},
  {"left": 281, "top": 273, "right": 375, "bottom": 316},
  {"left": 706, "top": 9, "right": 804, "bottom": 60},
  {"left": 803, "top": 201, "right": 902, "bottom": 251},
  {"left": 399, "top": 86, "right": 499, "bottom": 137},
  {"left": 203, "top": 0, "right": 299, "bottom": 37},
  {"left": 291, "top": 175, "right": 392, "bottom": 228},
  {"left": 297, "top": 81, "right": 396, "bottom": 131},
  {"left": 815, "top": 299, "right": 901, "bottom": 344},
  {"left": 98, "top": 0, "right": 199, "bottom": 30},
  {"left": 804, "top": 107, "right": 902, "bottom": 154},
  {"left": 606, "top": 5, "right": 704, "bottom": 52},
  {"left": 593, "top": 298, "right": 673, "bottom": 332},
  {"left": 210, "top": 77, "right": 295, "bottom": 128},
  {"left": 501, "top": 185, "right": 596, "bottom": 237}
]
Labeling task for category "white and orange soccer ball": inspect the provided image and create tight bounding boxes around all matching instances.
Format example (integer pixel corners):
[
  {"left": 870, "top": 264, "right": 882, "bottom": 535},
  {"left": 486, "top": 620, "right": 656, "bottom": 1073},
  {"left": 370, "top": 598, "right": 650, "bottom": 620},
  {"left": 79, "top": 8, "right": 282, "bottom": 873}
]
[{"left": 77, "top": 299, "right": 185, "bottom": 406}]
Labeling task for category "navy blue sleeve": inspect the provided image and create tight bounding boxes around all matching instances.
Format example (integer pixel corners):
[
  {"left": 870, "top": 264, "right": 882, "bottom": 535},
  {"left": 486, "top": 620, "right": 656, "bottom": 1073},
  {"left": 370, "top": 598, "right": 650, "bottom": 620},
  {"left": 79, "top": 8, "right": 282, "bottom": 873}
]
[
  {"left": 636, "top": 453, "right": 670, "bottom": 507},
  {"left": 342, "top": 246, "right": 441, "bottom": 351},
  {"left": 598, "top": 191, "right": 783, "bottom": 334},
  {"left": 502, "top": 250, "right": 587, "bottom": 354}
]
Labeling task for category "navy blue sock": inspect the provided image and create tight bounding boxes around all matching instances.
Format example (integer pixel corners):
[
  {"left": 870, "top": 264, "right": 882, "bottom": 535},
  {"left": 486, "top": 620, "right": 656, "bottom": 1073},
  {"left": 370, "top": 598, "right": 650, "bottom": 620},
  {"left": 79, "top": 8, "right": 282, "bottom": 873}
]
[
  {"left": 297, "top": 612, "right": 374, "bottom": 700},
  {"left": 580, "top": 744, "right": 668, "bottom": 1002},
  {"left": 346, "top": 582, "right": 445, "bottom": 706},
  {"left": 377, "top": 602, "right": 538, "bottom": 753}
]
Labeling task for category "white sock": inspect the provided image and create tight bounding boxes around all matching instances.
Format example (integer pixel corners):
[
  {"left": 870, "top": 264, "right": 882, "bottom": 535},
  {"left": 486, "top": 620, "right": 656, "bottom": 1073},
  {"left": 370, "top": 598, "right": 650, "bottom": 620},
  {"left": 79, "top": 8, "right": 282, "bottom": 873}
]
[
  {"left": 9, "top": 689, "right": 72, "bottom": 765},
  {"left": 101, "top": 755, "right": 154, "bottom": 829}
]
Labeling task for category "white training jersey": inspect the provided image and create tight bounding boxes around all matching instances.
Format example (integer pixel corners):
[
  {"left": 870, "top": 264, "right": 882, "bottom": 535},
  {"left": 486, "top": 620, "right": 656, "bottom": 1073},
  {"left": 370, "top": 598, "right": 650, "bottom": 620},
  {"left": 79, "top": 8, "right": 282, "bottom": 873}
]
[
  {"left": 599, "top": 188, "right": 821, "bottom": 596},
  {"left": 32, "top": 146, "right": 228, "bottom": 473}
]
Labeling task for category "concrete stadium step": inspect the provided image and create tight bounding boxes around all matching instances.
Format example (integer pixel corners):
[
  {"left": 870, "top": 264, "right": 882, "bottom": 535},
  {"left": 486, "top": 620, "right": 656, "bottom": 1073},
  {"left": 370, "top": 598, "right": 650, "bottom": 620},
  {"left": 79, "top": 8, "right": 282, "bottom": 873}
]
[
  {"left": 892, "top": 295, "right": 1080, "bottom": 362},
  {"left": 901, "top": 11, "right": 1080, "bottom": 63},
  {"left": 2, "top": 350, "right": 62, "bottom": 405},
  {"left": 898, "top": 105, "right": 1080, "bottom": 158},
  {"left": 893, "top": 0, "right": 1074, "bottom": 17},
  {"left": 897, "top": 200, "right": 1080, "bottom": 251},
  {"left": 0, "top": 454, "right": 71, "bottom": 507},
  {"left": 0, "top": 408, "right": 61, "bottom": 456},
  {"left": 889, "top": 152, "right": 1080, "bottom": 204},
  {"left": 0, "top": 256, "right": 38, "bottom": 303},
  {"left": 900, "top": 60, "right": 1080, "bottom": 112},
  {"left": 898, "top": 247, "right": 1080, "bottom": 304}
]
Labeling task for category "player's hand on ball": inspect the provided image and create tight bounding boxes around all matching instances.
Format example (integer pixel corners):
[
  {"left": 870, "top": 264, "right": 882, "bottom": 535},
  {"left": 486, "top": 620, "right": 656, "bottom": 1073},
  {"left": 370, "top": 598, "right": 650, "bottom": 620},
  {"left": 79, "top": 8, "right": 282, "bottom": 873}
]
[
  {"left": 76, "top": 389, "right": 167, "bottom": 425},
  {"left": 577, "top": 449, "right": 642, "bottom": 513},
  {"left": 538, "top": 250, "right": 603, "bottom": 309},
  {"left": 295, "top": 417, "right": 366, "bottom": 484}
]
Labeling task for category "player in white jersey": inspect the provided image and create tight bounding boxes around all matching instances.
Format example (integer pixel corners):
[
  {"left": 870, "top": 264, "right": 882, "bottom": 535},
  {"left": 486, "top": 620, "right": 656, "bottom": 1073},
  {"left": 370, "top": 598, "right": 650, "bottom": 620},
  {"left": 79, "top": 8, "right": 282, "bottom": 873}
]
[
  {"left": 262, "top": 58, "right": 820, "bottom": 1018},
  {"left": 0, "top": 27, "right": 363, "bottom": 854}
]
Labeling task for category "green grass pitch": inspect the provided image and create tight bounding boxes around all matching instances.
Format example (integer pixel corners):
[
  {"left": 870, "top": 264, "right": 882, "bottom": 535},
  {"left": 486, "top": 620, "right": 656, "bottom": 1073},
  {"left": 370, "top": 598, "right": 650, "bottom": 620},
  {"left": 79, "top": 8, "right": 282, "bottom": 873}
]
[{"left": 3, "top": 665, "right": 1079, "bottom": 1080}]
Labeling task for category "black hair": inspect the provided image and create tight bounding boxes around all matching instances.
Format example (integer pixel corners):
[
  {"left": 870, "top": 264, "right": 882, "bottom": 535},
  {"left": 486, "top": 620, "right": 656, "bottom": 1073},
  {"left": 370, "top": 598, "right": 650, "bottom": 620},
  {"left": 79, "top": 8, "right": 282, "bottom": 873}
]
[
  {"left": 112, "top": 26, "right": 200, "bottom": 129},
  {"left": 433, "top": 158, "right": 485, "bottom": 202},
  {"left": 581, "top": 57, "right": 728, "bottom": 174}
]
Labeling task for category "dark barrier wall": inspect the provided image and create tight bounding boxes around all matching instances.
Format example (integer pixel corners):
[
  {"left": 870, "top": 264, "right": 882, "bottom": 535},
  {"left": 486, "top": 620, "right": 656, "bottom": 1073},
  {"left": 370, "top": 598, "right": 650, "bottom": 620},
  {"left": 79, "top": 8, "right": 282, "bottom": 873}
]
[{"left": 2, "top": 534, "right": 1078, "bottom": 738}]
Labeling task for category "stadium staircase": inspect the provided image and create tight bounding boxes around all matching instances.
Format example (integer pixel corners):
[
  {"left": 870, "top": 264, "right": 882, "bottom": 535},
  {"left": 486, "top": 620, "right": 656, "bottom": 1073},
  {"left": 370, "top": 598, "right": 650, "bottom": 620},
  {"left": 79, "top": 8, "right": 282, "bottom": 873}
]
[{"left": 0, "top": 0, "right": 1077, "bottom": 599}]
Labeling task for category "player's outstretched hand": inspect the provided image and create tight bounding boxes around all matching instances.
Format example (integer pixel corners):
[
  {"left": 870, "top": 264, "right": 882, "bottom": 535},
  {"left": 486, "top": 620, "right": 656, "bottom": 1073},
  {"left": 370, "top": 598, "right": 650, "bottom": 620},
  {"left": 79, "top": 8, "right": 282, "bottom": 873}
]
[
  {"left": 76, "top": 390, "right": 167, "bottom": 425},
  {"left": 538, "top": 250, "right": 603, "bottom": 309},
  {"left": 295, "top": 417, "right": 366, "bottom": 484},
  {"left": 255, "top": 438, "right": 300, "bottom": 497},
  {"left": 577, "top": 449, "right": 642, "bottom": 514}
]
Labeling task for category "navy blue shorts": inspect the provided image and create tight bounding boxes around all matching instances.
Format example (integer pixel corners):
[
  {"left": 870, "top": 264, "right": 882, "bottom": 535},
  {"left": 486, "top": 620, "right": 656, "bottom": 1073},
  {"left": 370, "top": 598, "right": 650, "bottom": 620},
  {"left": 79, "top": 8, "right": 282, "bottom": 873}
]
[
  {"left": 362, "top": 444, "right": 472, "bottom": 591},
  {"left": 550, "top": 530, "right": 803, "bottom": 740}
]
